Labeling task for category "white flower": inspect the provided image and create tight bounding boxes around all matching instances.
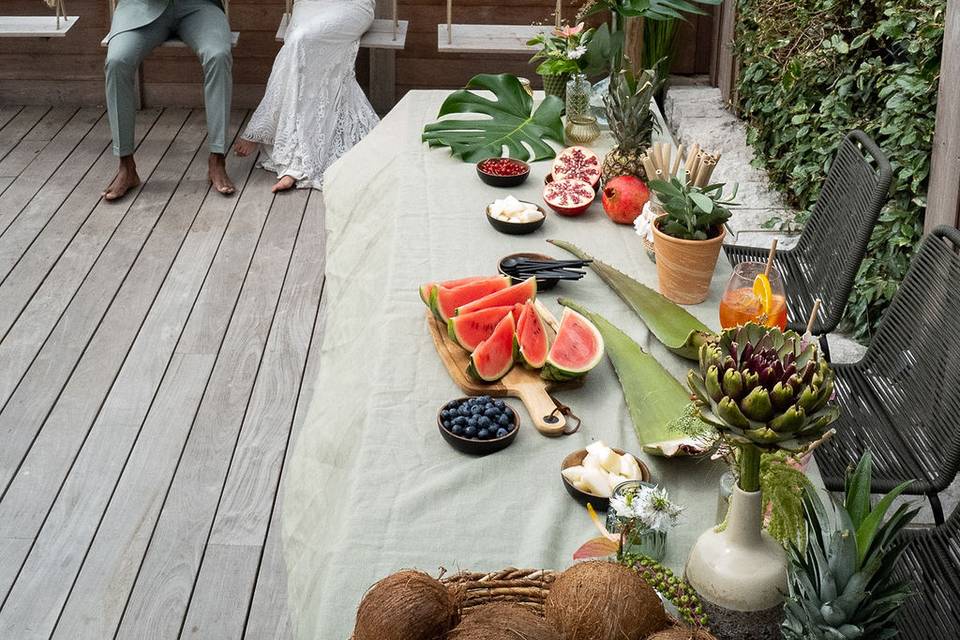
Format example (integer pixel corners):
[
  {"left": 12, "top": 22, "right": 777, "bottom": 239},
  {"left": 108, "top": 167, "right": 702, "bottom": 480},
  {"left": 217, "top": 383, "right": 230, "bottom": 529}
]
[
  {"left": 567, "top": 46, "right": 587, "bottom": 60},
  {"left": 633, "top": 202, "right": 656, "bottom": 242},
  {"left": 612, "top": 484, "right": 683, "bottom": 534}
]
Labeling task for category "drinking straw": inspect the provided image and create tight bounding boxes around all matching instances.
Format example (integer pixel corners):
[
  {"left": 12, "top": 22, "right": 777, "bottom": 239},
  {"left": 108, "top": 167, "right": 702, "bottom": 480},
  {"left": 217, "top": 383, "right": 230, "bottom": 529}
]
[
  {"left": 684, "top": 143, "right": 700, "bottom": 176},
  {"left": 663, "top": 145, "right": 672, "bottom": 178},
  {"left": 642, "top": 155, "right": 658, "bottom": 180},
  {"left": 764, "top": 239, "right": 778, "bottom": 277},
  {"left": 804, "top": 298, "right": 822, "bottom": 339},
  {"left": 670, "top": 144, "right": 684, "bottom": 177}
]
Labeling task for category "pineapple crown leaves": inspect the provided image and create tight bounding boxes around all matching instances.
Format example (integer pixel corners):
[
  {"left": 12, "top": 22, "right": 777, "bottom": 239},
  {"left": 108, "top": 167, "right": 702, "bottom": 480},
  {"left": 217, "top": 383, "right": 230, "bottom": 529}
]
[
  {"left": 649, "top": 175, "right": 739, "bottom": 240},
  {"left": 604, "top": 65, "right": 664, "bottom": 148},
  {"left": 782, "top": 453, "right": 919, "bottom": 639}
]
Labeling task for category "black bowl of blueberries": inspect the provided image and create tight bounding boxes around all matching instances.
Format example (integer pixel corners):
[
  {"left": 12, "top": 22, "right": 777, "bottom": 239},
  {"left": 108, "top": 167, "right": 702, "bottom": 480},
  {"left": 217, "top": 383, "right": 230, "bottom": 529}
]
[{"left": 438, "top": 396, "right": 519, "bottom": 455}]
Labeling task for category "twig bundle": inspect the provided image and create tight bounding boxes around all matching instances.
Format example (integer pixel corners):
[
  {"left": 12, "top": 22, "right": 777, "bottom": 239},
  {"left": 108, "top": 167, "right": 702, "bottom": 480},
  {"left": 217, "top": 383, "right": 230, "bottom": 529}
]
[{"left": 639, "top": 142, "right": 722, "bottom": 188}]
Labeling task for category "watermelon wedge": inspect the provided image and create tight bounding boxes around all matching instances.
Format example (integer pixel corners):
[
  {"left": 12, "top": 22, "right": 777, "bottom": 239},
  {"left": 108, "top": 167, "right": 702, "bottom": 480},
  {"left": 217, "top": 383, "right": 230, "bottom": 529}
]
[
  {"left": 447, "top": 305, "right": 513, "bottom": 352},
  {"left": 513, "top": 301, "right": 549, "bottom": 368},
  {"left": 419, "top": 276, "right": 488, "bottom": 308},
  {"left": 467, "top": 313, "right": 516, "bottom": 382},
  {"left": 511, "top": 303, "right": 526, "bottom": 326},
  {"left": 456, "top": 277, "right": 537, "bottom": 316},
  {"left": 541, "top": 308, "right": 605, "bottom": 382},
  {"left": 434, "top": 276, "right": 510, "bottom": 320}
]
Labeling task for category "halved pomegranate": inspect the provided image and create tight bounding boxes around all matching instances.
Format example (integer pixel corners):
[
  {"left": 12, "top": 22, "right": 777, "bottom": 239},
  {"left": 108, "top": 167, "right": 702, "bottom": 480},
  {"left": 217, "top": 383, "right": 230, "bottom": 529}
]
[
  {"left": 543, "top": 178, "right": 596, "bottom": 217},
  {"left": 551, "top": 146, "right": 602, "bottom": 188}
]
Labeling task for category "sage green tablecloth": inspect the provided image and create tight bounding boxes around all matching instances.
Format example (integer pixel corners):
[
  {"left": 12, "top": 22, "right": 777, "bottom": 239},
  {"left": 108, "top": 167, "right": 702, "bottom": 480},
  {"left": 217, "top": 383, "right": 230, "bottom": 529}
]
[{"left": 283, "top": 91, "right": 761, "bottom": 638}]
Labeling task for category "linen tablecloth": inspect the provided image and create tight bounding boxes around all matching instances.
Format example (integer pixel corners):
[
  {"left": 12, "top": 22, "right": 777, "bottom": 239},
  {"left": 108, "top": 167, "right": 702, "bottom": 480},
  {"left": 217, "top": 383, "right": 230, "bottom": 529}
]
[{"left": 282, "top": 90, "right": 773, "bottom": 638}]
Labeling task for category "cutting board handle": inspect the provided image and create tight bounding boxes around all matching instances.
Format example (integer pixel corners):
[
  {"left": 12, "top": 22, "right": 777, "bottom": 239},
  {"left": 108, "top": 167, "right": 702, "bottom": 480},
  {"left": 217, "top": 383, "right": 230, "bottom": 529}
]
[{"left": 516, "top": 384, "right": 566, "bottom": 437}]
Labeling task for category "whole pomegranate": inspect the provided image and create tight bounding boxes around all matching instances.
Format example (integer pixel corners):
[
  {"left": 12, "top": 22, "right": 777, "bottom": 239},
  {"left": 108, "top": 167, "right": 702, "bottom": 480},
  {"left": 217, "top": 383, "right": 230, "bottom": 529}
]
[{"left": 601, "top": 176, "right": 650, "bottom": 225}]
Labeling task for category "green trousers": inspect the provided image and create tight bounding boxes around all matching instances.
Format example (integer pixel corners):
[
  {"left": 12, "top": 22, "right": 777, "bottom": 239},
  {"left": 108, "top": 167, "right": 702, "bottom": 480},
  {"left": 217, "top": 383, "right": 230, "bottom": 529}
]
[{"left": 105, "top": 0, "right": 232, "bottom": 156}]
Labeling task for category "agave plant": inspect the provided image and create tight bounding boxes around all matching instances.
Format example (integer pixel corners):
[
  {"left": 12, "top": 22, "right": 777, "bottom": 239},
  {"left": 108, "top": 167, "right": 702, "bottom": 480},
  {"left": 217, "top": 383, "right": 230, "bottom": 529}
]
[
  {"left": 782, "top": 453, "right": 918, "bottom": 639},
  {"left": 688, "top": 323, "right": 839, "bottom": 491}
]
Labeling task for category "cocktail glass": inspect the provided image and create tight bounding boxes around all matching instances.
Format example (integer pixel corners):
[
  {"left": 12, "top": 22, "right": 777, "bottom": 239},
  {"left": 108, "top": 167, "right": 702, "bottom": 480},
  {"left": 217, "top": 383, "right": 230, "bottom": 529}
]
[{"left": 719, "top": 261, "right": 788, "bottom": 330}]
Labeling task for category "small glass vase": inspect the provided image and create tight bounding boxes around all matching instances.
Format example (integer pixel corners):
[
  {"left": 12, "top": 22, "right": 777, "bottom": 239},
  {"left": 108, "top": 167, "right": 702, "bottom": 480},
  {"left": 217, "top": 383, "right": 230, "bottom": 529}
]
[
  {"left": 565, "top": 73, "right": 591, "bottom": 119},
  {"left": 541, "top": 73, "right": 569, "bottom": 101},
  {"left": 605, "top": 480, "right": 668, "bottom": 562},
  {"left": 564, "top": 115, "right": 601, "bottom": 146}
]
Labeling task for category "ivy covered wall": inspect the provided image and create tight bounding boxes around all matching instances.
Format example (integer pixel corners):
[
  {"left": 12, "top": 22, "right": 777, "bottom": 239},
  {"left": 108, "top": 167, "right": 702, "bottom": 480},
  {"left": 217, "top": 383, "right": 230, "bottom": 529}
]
[{"left": 734, "top": 0, "right": 945, "bottom": 342}]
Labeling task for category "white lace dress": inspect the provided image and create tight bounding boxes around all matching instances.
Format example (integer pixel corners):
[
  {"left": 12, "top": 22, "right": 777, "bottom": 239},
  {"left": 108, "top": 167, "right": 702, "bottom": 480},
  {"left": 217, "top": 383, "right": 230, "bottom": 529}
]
[{"left": 242, "top": 0, "right": 379, "bottom": 189}]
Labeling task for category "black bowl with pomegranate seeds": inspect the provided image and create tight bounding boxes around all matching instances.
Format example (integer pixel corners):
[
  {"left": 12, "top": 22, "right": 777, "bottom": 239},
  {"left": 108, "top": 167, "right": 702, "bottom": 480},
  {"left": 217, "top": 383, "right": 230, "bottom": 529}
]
[{"left": 476, "top": 157, "right": 531, "bottom": 188}]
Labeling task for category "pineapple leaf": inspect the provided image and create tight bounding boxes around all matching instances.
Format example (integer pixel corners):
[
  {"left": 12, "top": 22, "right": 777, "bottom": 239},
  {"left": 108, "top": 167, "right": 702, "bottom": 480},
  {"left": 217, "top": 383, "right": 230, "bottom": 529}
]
[
  {"left": 854, "top": 479, "right": 913, "bottom": 566},
  {"left": 844, "top": 452, "right": 873, "bottom": 529}
]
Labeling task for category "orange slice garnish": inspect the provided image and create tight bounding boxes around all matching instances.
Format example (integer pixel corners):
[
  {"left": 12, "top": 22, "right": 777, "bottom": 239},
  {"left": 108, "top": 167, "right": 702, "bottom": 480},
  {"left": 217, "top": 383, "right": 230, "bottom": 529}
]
[{"left": 753, "top": 273, "right": 773, "bottom": 317}]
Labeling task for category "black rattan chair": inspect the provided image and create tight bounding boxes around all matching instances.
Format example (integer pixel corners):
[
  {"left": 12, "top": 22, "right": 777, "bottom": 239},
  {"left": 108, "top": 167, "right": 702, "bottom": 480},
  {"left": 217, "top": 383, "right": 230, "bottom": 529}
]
[
  {"left": 815, "top": 226, "right": 960, "bottom": 524},
  {"left": 724, "top": 130, "right": 893, "bottom": 357},
  {"left": 894, "top": 515, "right": 960, "bottom": 638}
]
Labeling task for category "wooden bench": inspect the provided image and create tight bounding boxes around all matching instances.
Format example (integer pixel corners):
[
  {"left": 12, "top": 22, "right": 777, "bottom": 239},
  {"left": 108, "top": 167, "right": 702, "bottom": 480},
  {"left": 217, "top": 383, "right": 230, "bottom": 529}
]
[
  {"left": 99, "top": 0, "right": 239, "bottom": 48},
  {"left": 274, "top": 0, "right": 407, "bottom": 50},
  {"left": 437, "top": 0, "right": 555, "bottom": 54}
]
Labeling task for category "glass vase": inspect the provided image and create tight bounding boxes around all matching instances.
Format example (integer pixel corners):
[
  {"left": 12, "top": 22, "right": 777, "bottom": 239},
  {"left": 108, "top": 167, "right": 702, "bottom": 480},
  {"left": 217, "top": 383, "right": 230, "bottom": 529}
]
[
  {"left": 565, "top": 73, "right": 591, "bottom": 119},
  {"left": 541, "top": 73, "right": 569, "bottom": 101},
  {"left": 605, "top": 480, "right": 668, "bottom": 561},
  {"left": 564, "top": 115, "right": 601, "bottom": 146}
]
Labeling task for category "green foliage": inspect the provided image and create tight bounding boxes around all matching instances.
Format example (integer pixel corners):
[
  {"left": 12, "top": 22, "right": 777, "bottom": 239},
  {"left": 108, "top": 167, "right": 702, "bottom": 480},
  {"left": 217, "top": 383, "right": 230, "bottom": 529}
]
[
  {"left": 527, "top": 23, "right": 595, "bottom": 76},
  {"left": 734, "top": 0, "right": 945, "bottom": 342},
  {"left": 421, "top": 74, "right": 564, "bottom": 162},
  {"left": 649, "top": 176, "right": 738, "bottom": 239},
  {"left": 621, "top": 553, "right": 709, "bottom": 627},
  {"left": 760, "top": 452, "right": 811, "bottom": 548}
]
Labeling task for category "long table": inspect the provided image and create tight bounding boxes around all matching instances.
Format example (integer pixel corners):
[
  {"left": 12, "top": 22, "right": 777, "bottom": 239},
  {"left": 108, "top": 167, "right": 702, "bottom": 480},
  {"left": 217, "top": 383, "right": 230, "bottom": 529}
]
[{"left": 281, "top": 90, "right": 757, "bottom": 637}]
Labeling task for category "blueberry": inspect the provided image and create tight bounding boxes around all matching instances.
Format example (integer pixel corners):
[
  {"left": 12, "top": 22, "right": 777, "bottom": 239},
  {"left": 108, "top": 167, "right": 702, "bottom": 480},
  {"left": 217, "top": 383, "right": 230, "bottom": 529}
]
[
  {"left": 452, "top": 425, "right": 463, "bottom": 435},
  {"left": 459, "top": 406, "right": 470, "bottom": 417},
  {"left": 478, "top": 416, "right": 491, "bottom": 428},
  {"left": 496, "top": 428, "right": 508, "bottom": 438},
  {"left": 498, "top": 414, "right": 510, "bottom": 426},
  {"left": 477, "top": 429, "right": 490, "bottom": 440},
  {"left": 484, "top": 408, "right": 498, "bottom": 419},
  {"left": 453, "top": 416, "right": 466, "bottom": 426},
  {"left": 494, "top": 400, "right": 506, "bottom": 409},
  {"left": 470, "top": 405, "right": 483, "bottom": 415},
  {"left": 443, "top": 420, "right": 451, "bottom": 428},
  {"left": 464, "top": 426, "right": 477, "bottom": 437}
]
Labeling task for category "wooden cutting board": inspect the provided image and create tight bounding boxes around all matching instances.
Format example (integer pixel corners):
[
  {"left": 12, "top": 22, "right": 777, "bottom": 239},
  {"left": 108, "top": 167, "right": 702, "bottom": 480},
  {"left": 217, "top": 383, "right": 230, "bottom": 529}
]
[{"left": 427, "top": 301, "right": 581, "bottom": 437}]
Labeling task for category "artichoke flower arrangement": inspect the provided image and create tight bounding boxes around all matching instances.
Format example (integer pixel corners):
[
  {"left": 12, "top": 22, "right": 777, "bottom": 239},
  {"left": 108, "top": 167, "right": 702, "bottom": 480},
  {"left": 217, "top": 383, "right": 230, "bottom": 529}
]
[{"left": 688, "top": 323, "right": 839, "bottom": 491}]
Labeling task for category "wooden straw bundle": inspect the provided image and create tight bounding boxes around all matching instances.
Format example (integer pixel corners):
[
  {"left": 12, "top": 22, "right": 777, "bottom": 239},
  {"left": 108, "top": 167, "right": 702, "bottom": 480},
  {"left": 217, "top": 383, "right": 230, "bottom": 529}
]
[{"left": 639, "top": 142, "right": 722, "bottom": 187}]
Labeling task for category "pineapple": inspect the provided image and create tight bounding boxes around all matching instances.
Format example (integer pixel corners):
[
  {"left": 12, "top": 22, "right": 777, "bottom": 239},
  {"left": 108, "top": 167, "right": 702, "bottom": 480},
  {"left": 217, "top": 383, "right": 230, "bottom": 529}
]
[
  {"left": 782, "top": 452, "right": 918, "bottom": 640},
  {"left": 602, "top": 67, "right": 663, "bottom": 183}
]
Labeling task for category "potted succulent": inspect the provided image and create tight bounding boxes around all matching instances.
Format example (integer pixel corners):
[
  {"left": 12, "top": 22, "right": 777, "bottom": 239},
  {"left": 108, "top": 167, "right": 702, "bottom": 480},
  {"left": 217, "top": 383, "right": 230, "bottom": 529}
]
[
  {"left": 527, "top": 23, "right": 594, "bottom": 101},
  {"left": 648, "top": 175, "right": 738, "bottom": 304},
  {"left": 685, "top": 323, "right": 840, "bottom": 640}
]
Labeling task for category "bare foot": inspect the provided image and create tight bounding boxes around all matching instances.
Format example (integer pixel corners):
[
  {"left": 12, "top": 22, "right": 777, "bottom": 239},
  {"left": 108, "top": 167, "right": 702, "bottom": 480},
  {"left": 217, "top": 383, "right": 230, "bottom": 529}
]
[
  {"left": 271, "top": 175, "right": 297, "bottom": 193},
  {"left": 102, "top": 157, "right": 141, "bottom": 202},
  {"left": 234, "top": 138, "right": 257, "bottom": 157},
  {"left": 208, "top": 153, "right": 235, "bottom": 195}
]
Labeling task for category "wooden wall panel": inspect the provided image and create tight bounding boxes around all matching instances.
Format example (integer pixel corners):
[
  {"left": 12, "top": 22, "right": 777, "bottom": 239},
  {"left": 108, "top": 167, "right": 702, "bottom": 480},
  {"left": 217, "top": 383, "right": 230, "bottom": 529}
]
[{"left": 0, "top": 0, "right": 715, "bottom": 108}]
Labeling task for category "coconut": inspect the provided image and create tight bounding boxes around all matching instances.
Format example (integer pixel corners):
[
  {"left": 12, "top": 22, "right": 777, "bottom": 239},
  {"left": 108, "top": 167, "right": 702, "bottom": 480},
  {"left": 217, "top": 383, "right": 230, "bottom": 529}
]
[
  {"left": 352, "top": 570, "right": 459, "bottom": 640},
  {"left": 544, "top": 560, "right": 667, "bottom": 640},
  {"left": 447, "top": 603, "right": 560, "bottom": 640}
]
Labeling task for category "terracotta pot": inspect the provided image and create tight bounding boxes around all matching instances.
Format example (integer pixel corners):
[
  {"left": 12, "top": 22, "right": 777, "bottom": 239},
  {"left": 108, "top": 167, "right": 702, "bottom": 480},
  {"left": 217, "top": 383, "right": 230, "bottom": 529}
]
[
  {"left": 651, "top": 220, "right": 725, "bottom": 305},
  {"left": 685, "top": 487, "right": 787, "bottom": 640}
]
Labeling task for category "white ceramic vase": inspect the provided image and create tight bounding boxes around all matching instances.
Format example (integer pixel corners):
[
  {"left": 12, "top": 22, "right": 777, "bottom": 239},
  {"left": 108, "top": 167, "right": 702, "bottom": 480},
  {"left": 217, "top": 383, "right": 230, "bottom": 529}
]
[{"left": 685, "top": 486, "right": 787, "bottom": 640}]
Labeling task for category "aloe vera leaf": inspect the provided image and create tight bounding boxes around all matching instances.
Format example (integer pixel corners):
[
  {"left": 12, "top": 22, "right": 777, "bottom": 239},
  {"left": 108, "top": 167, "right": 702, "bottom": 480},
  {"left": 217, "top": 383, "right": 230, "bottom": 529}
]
[
  {"left": 549, "top": 239, "right": 714, "bottom": 360},
  {"left": 559, "top": 298, "right": 703, "bottom": 457}
]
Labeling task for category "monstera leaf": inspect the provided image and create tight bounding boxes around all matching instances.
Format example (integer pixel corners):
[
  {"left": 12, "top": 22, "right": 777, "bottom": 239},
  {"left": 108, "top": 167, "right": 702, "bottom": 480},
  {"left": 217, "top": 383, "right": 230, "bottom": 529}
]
[{"left": 422, "top": 74, "right": 564, "bottom": 163}]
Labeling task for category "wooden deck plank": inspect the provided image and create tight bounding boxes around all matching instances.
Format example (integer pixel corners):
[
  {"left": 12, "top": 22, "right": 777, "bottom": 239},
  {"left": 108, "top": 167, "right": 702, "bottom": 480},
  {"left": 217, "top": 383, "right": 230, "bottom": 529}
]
[
  {"left": 0, "top": 106, "right": 23, "bottom": 132},
  {"left": 0, "top": 113, "right": 251, "bottom": 638},
  {"left": 0, "top": 106, "right": 49, "bottom": 162},
  {"left": 48, "top": 166, "right": 280, "bottom": 640},
  {"left": 114, "top": 186, "right": 308, "bottom": 640},
  {"left": 0, "top": 106, "right": 76, "bottom": 178},
  {"left": 0, "top": 109, "right": 185, "bottom": 409},
  {"left": 0, "top": 108, "right": 102, "bottom": 236},
  {"left": 183, "top": 192, "right": 325, "bottom": 640},
  {"left": 0, "top": 110, "right": 139, "bottom": 282}
]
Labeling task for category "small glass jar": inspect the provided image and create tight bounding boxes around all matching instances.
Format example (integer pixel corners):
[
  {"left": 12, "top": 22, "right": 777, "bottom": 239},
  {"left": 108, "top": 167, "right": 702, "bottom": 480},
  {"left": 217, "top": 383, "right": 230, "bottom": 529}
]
[
  {"left": 564, "top": 115, "right": 601, "bottom": 146},
  {"left": 565, "top": 73, "right": 591, "bottom": 119},
  {"left": 605, "top": 480, "right": 668, "bottom": 561}
]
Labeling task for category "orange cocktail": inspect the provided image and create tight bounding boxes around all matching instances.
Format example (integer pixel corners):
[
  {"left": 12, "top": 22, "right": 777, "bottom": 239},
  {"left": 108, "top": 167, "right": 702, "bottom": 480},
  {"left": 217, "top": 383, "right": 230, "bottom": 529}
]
[{"left": 719, "top": 262, "right": 788, "bottom": 330}]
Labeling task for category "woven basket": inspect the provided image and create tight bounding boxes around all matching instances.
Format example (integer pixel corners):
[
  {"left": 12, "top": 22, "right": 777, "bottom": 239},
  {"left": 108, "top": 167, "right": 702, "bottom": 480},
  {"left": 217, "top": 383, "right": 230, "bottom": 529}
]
[{"left": 441, "top": 567, "right": 716, "bottom": 638}]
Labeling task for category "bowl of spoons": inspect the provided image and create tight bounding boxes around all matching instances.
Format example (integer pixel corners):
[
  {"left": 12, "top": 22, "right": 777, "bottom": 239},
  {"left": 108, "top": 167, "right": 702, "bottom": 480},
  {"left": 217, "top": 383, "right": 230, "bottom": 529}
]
[{"left": 497, "top": 253, "right": 592, "bottom": 292}]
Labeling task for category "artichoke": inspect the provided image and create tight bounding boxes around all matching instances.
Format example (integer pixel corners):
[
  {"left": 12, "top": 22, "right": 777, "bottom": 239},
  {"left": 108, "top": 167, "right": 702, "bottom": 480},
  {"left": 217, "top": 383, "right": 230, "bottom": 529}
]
[{"left": 687, "top": 323, "right": 839, "bottom": 452}]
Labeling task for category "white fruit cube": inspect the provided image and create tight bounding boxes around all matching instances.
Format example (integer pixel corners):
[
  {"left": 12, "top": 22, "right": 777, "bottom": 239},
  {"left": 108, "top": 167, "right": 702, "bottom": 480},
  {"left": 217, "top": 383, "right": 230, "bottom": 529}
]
[
  {"left": 619, "top": 453, "right": 642, "bottom": 480},
  {"left": 561, "top": 465, "right": 585, "bottom": 484},
  {"left": 582, "top": 452, "right": 603, "bottom": 471},
  {"left": 580, "top": 468, "right": 612, "bottom": 497}
]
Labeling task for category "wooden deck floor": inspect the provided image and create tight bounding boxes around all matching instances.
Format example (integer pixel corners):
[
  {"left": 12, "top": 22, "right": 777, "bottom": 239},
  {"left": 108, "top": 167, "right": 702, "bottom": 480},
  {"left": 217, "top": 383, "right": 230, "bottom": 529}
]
[{"left": 0, "top": 105, "right": 319, "bottom": 639}]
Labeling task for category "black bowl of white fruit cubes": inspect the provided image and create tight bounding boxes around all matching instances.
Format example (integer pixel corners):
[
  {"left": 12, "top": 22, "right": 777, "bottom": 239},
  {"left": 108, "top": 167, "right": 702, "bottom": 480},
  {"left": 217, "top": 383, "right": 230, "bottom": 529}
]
[
  {"left": 486, "top": 196, "right": 546, "bottom": 235},
  {"left": 476, "top": 157, "right": 530, "bottom": 187},
  {"left": 438, "top": 396, "right": 519, "bottom": 455},
  {"left": 560, "top": 441, "right": 651, "bottom": 510}
]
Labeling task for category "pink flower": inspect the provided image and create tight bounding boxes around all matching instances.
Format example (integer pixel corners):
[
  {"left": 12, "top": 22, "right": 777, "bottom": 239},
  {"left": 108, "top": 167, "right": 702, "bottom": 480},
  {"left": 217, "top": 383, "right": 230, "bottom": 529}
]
[{"left": 554, "top": 22, "right": 585, "bottom": 38}]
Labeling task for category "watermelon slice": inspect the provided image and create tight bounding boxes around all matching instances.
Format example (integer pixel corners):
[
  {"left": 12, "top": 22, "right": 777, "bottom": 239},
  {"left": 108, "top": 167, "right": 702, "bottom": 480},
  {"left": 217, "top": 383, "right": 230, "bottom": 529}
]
[
  {"left": 467, "top": 313, "right": 516, "bottom": 382},
  {"left": 420, "top": 276, "right": 488, "bottom": 308},
  {"left": 513, "top": 301, "right": 549, "bottom": 368},
  {"left": 447, "top": 305, "right": 513, "bottom": 352},
  {"left": 541, "top": 308, "right": 605, "bottom": 382},
  {"left": 511, "top": 303, "right": 526, "bottom": 326},
  {"left": 456, "top": 277, "right": 537, "bottom": 316},
  {"left": 434, "top": 276, "right": 510, "bottom": 320}
]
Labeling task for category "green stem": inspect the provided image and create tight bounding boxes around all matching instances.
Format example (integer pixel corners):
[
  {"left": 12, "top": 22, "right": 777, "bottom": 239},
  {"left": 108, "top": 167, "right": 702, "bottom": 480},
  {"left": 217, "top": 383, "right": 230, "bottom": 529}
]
[{"left": 739, "top": 444, "right": 762, "bottom": 493}]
